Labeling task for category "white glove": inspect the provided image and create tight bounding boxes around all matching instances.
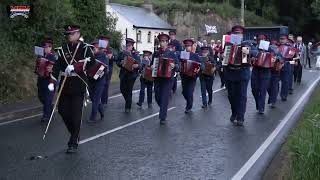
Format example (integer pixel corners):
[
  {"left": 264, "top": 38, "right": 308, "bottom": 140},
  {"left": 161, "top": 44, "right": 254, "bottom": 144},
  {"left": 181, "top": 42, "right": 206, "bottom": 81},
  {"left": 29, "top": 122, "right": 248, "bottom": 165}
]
[
  {"left": 48, "top": 83, "right": 54, "bottom": 92},
  {"left": 65, "top": 65, "right": 74, "bottom": 76}
]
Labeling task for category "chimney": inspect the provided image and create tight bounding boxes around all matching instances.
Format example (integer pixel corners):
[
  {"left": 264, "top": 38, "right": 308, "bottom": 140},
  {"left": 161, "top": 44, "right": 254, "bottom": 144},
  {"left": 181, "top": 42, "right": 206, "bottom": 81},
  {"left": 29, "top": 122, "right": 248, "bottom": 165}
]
[{"left": 143, "top": 0, "right": 153, "bottom": 12}]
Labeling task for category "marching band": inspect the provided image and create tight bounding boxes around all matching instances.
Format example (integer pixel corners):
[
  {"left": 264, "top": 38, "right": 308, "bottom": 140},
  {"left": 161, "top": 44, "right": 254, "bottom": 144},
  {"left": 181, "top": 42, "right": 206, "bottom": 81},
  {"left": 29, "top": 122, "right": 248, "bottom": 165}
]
[{"left": 35, "top": 24, "right": 306, "bottom": 153}]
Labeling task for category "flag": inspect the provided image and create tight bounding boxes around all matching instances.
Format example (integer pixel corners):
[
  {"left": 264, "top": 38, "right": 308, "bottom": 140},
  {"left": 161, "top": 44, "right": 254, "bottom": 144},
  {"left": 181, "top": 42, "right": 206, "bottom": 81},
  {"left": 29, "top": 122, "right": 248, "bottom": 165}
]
[{"left": 205, "top": 24, "right": 218, "bottom": 34}]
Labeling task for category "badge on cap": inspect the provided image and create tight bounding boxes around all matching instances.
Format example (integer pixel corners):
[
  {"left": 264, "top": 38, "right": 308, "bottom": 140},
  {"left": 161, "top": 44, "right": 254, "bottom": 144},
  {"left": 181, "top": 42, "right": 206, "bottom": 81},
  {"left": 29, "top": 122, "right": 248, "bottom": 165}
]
[{"left": 34, "top": 46, "right": 44, "bottom": 57}]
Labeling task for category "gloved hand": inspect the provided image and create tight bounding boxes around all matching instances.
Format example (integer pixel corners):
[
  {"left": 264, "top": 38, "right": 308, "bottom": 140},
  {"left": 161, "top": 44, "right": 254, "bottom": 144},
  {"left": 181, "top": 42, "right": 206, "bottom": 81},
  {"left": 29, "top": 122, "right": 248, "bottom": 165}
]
[
  {"left": 65, "top": 65, "right": 74, "bottom": 76},
  {"left": 48, "top": 83, "right": 54, "bottom": 92}
]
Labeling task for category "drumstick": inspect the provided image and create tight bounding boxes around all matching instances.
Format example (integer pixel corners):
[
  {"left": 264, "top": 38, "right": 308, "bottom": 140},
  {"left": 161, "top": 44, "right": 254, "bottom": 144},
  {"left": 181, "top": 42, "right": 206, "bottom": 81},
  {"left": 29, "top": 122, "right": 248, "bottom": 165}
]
[{"left": 43, "top": 41, "right": 81, "bottom": 140}]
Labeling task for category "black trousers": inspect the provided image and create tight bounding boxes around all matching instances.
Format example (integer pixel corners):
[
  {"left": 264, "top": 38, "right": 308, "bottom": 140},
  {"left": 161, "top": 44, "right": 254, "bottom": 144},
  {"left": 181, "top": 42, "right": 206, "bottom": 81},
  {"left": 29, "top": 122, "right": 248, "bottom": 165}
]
[
  {"left": 58, "top": 93, "right": 84, "bottom": 147},
  {"left": 294, "top": 64, "right": 303, "bottom": 83},
  {"left": 120, "top": 77, "right": 136, "bottom": 109}
]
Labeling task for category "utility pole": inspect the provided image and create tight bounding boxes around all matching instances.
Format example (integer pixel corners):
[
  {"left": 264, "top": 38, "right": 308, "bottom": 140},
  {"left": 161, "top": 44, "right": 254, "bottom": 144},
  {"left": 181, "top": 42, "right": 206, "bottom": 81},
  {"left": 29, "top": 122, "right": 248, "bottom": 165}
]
[{"left": 241, "top": 0, "right": 245, "bottom": 26}]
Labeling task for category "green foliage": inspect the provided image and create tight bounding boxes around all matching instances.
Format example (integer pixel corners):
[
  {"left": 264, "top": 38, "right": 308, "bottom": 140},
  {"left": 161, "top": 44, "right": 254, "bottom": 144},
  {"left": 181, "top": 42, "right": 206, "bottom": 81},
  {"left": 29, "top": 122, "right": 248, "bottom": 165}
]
[
  {"left": 0, "top": 0, "right": 121, "bottom": 103},
  {"left": 311, "top": 0, "right": 320, "bottom": 18},
  {"left": 288, "top": 89, "right": 320, "bottom": 179}
]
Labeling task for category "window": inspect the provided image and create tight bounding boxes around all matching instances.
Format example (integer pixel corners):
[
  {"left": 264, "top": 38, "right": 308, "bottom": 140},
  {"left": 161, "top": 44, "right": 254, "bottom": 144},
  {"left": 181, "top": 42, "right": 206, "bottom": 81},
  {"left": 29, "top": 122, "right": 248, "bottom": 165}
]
[
  {"left": 147, "top": 31, "right": 151, "bottom": 43},
  {"left": 137, "top": 30, "right": 142, "bottom": 43}
]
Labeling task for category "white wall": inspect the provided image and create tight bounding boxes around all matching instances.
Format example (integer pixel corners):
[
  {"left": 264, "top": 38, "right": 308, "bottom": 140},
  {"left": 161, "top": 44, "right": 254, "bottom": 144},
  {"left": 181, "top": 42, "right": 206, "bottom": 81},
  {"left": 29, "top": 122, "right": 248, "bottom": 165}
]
[
  {"left": 107, "top": 5, "right": 170, "bottom": 53},
  {"left": 106, "top": 5, "right": 134, "bottom": 48},
  {"left": 135, "top": 28, "right": 169, "bottom": 53}
]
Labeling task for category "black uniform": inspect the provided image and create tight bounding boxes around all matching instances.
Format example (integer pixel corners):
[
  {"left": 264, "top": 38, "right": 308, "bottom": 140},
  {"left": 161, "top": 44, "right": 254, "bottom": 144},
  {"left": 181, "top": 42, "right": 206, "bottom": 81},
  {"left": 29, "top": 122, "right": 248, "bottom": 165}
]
[{"left": 52, "top": 41, "right": 94, "bottom": 149}]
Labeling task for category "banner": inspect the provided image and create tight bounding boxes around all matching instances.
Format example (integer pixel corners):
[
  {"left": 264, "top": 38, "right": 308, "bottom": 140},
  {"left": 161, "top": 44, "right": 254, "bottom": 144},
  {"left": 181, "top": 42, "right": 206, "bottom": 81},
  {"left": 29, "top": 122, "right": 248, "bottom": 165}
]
[{"left": 205, "top": 24, "right": 218, "bottom": 34}]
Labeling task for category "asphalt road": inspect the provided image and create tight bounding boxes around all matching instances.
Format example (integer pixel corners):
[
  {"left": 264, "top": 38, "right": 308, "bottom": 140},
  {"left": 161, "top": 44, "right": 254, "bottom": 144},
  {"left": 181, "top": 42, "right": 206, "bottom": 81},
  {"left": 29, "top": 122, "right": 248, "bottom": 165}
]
[{"left": 0, "top": 69, "right": 319, "bottom": 180}]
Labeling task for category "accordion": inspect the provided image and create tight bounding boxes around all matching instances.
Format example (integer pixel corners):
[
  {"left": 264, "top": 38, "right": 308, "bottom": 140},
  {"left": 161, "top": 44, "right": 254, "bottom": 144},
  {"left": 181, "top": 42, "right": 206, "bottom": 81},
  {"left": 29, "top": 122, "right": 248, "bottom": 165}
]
[
  {"left": 87, "top": 59, "right": 108, "bottom": 80},
  {"left": 152, "top": 57, "right": 174, "bottom": 78},
  {"left": 35, "top": 58, "right": 55, "bottom": 78},
  {"left": 278, "top": 45, "right": 298, "bottom": 59},
  {"left": 273, "top": 61, "right": 284, "bottom": 72},
  {"left": 253, "top": 52, "right": 275, "bottom": 68},
  {"left": 223, "top": 45, "right": 249, "bottom": 66},
  {"left": 123, "top": 55, "right": 137, "bottom": 72},
  {"left": 181, "top": 59, "right": 201, "bottom": 78},
  {"left": 142, "top": 66, "right": 154, "bottom": 81},
  {"left": 200, "top": 56, "right": 215, "bottom": 76}
]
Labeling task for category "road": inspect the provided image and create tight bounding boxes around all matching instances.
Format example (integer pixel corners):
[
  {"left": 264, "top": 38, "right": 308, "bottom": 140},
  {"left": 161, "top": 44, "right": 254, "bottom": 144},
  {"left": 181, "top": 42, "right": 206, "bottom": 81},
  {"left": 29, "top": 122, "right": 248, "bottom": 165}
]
[{"left": 0, "top": 69, "right": 319, "bottom": 180}]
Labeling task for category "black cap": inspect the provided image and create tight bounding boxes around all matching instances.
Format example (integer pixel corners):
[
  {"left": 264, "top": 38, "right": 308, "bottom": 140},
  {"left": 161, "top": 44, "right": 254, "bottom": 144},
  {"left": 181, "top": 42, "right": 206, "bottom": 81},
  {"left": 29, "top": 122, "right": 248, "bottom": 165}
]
[
  {"left": 125, "top": 38, "right": 135, "bottom": 45},
  {"left": 64, "top": 25, "right": 80, "bottom": 35}
]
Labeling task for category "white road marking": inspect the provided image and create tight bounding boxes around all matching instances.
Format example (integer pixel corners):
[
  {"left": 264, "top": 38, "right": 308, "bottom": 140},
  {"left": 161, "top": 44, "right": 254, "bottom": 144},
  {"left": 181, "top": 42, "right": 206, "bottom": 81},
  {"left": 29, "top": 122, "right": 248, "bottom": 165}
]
[
  {"left": 199, "top": 87, "right": 226, "bottom": 98},
  {"left": 231, "top": 75, "right": 320, "bottom": 180},
  {"left": 0, "top": 81, "right": 182, "bottom": 126},
  {"left": 79, "top": 107, "right": 176, "bottom": 144},
  {"left": 0, "top": 113, "right": 43, "bottom": 126}
]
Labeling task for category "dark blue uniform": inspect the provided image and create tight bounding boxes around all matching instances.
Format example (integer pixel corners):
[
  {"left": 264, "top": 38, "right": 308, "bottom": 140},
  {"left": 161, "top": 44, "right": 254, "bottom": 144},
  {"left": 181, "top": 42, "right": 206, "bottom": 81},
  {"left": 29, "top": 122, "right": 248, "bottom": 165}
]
[
  {"left": 88, "top": 52, "right": 109, "bottom": 122},
  {"left": 225, "top": 43, "right": 252, "bottom": 124},
  {"left": 101, "top": 48, "right": 117, "bottom": 105},
  {"left": 251, "top": 45, "right": 274, "bottom": 114},
  {"left": 181, "top": 52, "right": 201, "bottom": 112},
  {"left": 152, "top": 49, "right": 179, "bottom": 121},
  {"left": 36, "top": 53, "right": 57, "bottom": 122},
  {"left": 279, "top": 43, "right": 292, "bottom": 101},
  {"left": 116, "top": 50, "right": 141, "bottom": 110},
  {"left": 171, "top": 50, "right": 180, "bottom": 93},
  {"left": 267, "top": 44, "right": 282, "bottom": 107},
  {"left": 137, "top": 57, "right": 153, "bottom": 107},
  {"left": 199, "top": 55, "right": 216, "bottom": 107}
]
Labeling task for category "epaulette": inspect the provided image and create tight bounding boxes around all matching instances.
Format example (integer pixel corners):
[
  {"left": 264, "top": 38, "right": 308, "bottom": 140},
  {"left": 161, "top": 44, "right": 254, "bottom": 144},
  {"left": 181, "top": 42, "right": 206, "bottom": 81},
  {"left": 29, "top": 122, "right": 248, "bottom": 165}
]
[
  {"left": 55, "top": 47, "right": 63, "bottom": 57},
  {"left": 83, "top": 43, "right": 94, "bottom": 48},
  {"left": 54, "top": 46, "right": 63, "bottom": 51}
]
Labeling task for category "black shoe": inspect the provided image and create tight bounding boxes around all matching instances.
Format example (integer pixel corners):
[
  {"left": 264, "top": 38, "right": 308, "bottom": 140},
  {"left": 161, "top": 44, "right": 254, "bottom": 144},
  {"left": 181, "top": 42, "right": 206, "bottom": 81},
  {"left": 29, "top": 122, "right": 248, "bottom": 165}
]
[
  {"left": 281, "top": 98, "right": 287, "bottom": 101},
  {"left": 236, "top": 121, "right": 244, "bottom": 126},
  {"left": 100, "top": 114, "right": 104, "bottom": 121},
  {"left": 160, "top": 119, "right": 166, "bottom": 125},
  {"left": 136, "top": 102, "right": 142, "bottom": 107},
  {"left": 185, "top": 109, "right": 192, "bottom": 114},
  {"left": 258, "top": 110, "right": 264, "bottom": 115},
  {"left": 230, "top": 115, "right": 236, "bottom": 123},
  {"left": 289, "top": 90, "right": 293, "bottom": 95},
  {"left": 270, "top": 103, "right": 276, "bottom": 109},
  {"left": 202, "top": 104, "right": 207, "bottom": 109},
  {"left": 66, "top": 146, "right": 78, "bottom": 154}
]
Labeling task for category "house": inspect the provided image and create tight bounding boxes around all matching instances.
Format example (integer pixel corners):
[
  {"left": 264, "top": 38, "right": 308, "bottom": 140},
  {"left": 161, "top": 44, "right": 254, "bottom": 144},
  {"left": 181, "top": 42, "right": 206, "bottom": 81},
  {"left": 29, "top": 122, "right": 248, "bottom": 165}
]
[{"left": 106, "top": 2, "right": 175, "bottom": 53}]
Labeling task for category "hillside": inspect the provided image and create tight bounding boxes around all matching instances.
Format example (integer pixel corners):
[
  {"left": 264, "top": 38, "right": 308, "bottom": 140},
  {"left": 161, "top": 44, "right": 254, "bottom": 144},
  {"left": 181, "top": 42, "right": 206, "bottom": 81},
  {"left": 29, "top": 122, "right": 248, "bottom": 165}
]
[{"left": 112, "top": 0, "right": 273, "bottom": 40}]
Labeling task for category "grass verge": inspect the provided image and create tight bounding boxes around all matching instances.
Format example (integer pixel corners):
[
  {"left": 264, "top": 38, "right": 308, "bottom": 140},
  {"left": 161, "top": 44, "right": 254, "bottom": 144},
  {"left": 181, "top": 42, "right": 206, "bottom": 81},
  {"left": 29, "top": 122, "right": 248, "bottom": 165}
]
[
  {"left": 265, "top": 87, "right": 320, "bottom": 179},
  {"left": 287, "top": 87, "right": 320, "bottom": 179}
]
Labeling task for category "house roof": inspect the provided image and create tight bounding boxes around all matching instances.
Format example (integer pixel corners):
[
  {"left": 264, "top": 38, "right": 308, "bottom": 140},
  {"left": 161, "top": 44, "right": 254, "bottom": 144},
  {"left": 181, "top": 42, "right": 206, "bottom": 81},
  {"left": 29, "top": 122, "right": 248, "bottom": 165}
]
[{"left": 110, "top": 3, "right": 174, "bottom": 30}]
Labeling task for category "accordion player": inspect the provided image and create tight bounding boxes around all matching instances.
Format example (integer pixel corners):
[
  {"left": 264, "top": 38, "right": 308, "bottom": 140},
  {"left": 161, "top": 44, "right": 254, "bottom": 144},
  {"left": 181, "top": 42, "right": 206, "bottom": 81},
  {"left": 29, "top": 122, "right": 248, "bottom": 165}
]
[
  {"left": 223, "top": 44, "right": 250, "bottom": 66},
  {"left": 253, "top": 51, "right": 275, "bottom": 68},
  {"left": 180, "top": 59, "right": 201, "bottom": 78},
  {"left": 278, "top": 45, "right": 298, "bottom": 59},
  {"left": 152, "top": 57, "right": 174, "bottom": 78},
  {"left": 86, "top": 59, "right": 108, "bottom": 80},
  {"left": 200, "top": 56, "right": 216, "bottom": 76},
  {"left": 123, "top": 55, "right": 138, "bottom": 72},
  {"left": 35, "top": 57, "right": 56, "bottom": 78}
]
